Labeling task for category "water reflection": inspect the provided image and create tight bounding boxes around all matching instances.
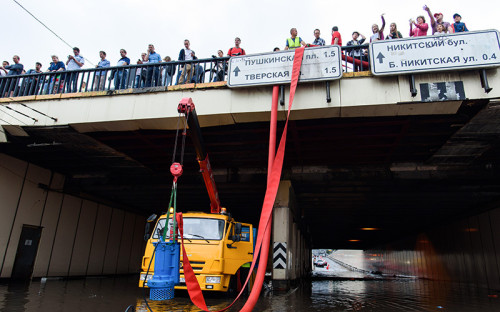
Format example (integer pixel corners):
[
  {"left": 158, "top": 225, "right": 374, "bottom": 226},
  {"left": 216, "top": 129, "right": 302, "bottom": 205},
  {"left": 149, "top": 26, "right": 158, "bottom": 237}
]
[{"left": 1, "top": 275, "right": 499, "bottom": 312}]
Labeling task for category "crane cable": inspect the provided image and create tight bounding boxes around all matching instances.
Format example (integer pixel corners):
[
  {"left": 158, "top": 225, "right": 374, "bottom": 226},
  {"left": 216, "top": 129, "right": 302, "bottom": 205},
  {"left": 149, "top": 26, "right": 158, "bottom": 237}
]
[{"left": 11, "top": 0, "right": 95, "bottom": 66}]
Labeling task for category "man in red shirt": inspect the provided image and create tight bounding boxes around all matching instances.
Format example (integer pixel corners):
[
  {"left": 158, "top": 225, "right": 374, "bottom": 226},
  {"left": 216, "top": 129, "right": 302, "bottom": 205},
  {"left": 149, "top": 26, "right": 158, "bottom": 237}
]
[
  {"left": 331, "top": 26, "right": 342, "bottom": 46},
  {"left": 227, "top": 37, "right": 246, "bottom": 57}
]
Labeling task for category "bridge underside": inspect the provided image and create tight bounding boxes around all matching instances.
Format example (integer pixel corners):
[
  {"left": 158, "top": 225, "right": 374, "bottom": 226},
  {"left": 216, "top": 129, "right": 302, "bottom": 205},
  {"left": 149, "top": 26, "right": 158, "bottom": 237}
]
[{"left": 1, "top": 99, "right": 500, "bottom": 249}]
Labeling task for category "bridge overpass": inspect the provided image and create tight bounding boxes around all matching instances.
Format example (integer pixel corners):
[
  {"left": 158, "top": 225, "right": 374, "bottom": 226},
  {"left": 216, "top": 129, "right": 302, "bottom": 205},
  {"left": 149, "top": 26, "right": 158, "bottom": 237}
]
[{"left": 1, "top": 41, "right": 500, "bottom": 292}]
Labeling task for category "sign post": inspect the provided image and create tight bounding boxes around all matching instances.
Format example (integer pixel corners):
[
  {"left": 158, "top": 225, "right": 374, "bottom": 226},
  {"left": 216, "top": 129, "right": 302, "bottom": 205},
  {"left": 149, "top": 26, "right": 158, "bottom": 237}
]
[
  {"left": 228, "top": 45, "right": 342, "bottom": 87},
  {"left": 369, "top": 30, "right": 500, "bottom": 76}
]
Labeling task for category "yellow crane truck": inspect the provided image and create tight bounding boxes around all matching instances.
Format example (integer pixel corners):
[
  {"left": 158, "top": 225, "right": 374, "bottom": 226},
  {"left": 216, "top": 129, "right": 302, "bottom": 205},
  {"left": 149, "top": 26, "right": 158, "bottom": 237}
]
[{"left": 139, "top": 98, "right": 256, "bottom": 292}]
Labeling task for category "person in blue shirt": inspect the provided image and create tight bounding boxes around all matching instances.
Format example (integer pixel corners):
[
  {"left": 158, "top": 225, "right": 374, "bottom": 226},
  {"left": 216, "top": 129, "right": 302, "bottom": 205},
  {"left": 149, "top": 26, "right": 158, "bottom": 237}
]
[
  {"left": 0, "top": 55, "right": 24, "bottom": 97},
  {"left": 113, "top": 49, "right": 130, "bottom": 90},
  {"left": 1, "top": 55, "right": 23, "bottom": 75},
  {"left": 93, "top": 51, "right": 110, "bottom": 91},
  {"left": 452, "top": 13, "right": 468, "bottom": 32},
  {"left": 25, "top": 62, "right": 43, "bottom": 95},
  {"left": 145, "top": 44, "right": 161, "bottom": 87},
  {"left": 47, "top": 55, "right": 66, "bottom": 72},
  {"left": 44, "top": 55, "right": 66, "bottom": 94}
]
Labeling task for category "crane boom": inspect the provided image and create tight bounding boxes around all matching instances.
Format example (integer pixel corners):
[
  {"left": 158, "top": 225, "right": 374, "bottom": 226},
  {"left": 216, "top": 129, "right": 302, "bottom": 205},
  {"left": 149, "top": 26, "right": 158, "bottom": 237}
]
[{"left": 177, "top": 98, "right": 222, "bottom": 214}]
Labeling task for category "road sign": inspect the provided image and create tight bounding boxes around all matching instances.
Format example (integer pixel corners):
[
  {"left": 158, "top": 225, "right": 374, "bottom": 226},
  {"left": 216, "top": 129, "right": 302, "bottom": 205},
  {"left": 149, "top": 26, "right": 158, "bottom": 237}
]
[
  {"left": 227, "top": 45, "right": 342, "bottom": 87},
  {"left": 369, "top": 30, "right": 500, "bottom": 76}
]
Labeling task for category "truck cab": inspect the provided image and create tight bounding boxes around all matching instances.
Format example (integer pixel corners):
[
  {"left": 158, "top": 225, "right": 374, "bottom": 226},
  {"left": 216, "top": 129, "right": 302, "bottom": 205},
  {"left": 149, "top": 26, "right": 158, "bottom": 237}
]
[{"left": 139, "top": 211, "right": 255, "bottom": 292}]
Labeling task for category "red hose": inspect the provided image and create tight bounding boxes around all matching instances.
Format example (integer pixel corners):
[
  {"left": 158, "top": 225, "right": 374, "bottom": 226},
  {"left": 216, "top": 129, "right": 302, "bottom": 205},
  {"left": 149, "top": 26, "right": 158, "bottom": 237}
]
[
  {"left": 342, "top": 54, "right": 369, "bottom": 69},
  {"left": 240, "top": 48, "right": 305, "bottom": 311},
  {"left": 268, "top": 85, "right": 279, "bottom": 182},
  {"left": 239, "top": 85, "right": 279, "bottom": 311}
]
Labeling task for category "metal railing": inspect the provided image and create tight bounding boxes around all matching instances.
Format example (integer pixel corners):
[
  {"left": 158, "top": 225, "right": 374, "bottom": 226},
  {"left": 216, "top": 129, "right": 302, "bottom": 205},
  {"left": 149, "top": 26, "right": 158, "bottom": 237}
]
[
  {"left": 0, "top": 57, "right": 230, "bottom": 98},
  {"left": 0, "top": 46, "right": 371, "bottom": 99},
  {"left": 327, "top": 255, "right": 373, "bottom": 274},
  {"left": 342, "top": 44, "right": 371, "bottom": 72}
]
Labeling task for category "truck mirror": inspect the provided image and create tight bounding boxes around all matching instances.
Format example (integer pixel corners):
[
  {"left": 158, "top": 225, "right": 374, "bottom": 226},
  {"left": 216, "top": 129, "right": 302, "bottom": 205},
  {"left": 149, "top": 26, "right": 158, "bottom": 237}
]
[
  {"left": 235, "top": 223, "right": 242, "bottom": 235},
  {"left": 230, "top": 235, "right": 241, "bottom": 242},
  {"left": 147, "top": 214, "right": 157, "bottom": 222},
  {"left": 144, "top": 223, "right": 151, "bottom": 241}
]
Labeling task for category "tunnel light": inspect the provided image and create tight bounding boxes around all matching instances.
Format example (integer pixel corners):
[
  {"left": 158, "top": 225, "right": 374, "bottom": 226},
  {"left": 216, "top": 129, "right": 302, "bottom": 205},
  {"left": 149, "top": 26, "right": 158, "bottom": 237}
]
[
  {"left": 360, "top": 228, "right": 379, "bottom": 231},
  {"left": 465, "top": 228, "right": 478, "bottom": 232},
  {"left": 348, "top": 239, "right": 360, "bottom": 242}
]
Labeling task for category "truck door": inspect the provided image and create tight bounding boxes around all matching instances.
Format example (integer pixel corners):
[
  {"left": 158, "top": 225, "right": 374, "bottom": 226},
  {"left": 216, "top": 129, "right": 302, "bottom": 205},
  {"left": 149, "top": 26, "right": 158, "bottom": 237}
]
[{"left": 224, "top": 223, "right": 253, "bottom": 269}]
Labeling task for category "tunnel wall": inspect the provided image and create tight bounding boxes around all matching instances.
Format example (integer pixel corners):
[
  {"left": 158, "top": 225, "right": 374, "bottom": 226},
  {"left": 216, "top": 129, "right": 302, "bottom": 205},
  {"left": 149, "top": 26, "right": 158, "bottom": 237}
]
[
  {"left": 0, "top": 153, "right": 146, "bottom": 279},
  {"left": 363, "top": 206, "right": 500, "bottom": 291}
]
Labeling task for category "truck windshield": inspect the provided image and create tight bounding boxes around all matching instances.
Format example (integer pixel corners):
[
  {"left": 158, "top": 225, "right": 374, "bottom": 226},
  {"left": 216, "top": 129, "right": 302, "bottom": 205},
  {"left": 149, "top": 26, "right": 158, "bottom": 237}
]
[{"left": 152, "top": 218, "right": 225, "bottom": 241}]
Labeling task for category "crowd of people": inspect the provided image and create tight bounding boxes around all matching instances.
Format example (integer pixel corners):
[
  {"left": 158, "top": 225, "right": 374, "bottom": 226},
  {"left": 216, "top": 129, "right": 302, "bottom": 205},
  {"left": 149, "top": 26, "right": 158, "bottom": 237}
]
[{"left": 0, "top": 5, "right": 470, "bottom": 97}]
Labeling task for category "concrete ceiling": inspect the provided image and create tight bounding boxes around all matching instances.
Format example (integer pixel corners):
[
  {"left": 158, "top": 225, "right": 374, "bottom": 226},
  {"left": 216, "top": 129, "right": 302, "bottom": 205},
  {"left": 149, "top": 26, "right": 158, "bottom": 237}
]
[{"left": 2, "top": 100, "right": 500, "bottom": 249}]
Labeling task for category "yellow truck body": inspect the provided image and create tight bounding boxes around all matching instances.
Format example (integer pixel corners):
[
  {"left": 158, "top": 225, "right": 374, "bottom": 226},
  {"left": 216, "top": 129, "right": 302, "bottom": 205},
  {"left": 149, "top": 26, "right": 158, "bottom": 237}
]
[{"left": 139, "top": 212, "right": 255, "bottom": 292}]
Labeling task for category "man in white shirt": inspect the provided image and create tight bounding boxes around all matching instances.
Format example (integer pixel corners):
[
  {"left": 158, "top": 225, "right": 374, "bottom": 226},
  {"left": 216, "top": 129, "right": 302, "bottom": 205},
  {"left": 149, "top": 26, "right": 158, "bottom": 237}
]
[
  {"left": 178, "top": 39, "right": 195, "bottom": 84},
  {"left": 65, "top": 47, "right": 85, "bottom": 93},
  {"left": 0, "top": 61, "right": 8, "bottom": 77}
]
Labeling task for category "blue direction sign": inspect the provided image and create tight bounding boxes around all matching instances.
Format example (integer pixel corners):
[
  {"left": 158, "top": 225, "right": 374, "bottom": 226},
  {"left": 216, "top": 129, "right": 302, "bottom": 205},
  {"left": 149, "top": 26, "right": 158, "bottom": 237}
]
[
  {"left": 369, "top": 30, "right": 500, "bottom": 75},
  {"left": 227, "top": 45, "right": 342, "bottom": 87}
]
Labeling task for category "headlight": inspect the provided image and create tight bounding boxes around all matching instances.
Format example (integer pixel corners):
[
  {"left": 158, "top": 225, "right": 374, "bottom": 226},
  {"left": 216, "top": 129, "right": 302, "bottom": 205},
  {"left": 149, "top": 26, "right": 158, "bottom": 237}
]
[
  {"left": 140, "top": 273, "right": 154, "bottom": 281},
  {"left": 205, "top": 276, "right": 221, "bottom": 284}
]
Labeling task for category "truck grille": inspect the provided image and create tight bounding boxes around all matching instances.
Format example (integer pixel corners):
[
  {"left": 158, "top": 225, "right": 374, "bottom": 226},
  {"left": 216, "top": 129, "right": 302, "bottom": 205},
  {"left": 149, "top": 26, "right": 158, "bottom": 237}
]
[{"left": 180, "top": 261, "right": 205, "bottom": 271}]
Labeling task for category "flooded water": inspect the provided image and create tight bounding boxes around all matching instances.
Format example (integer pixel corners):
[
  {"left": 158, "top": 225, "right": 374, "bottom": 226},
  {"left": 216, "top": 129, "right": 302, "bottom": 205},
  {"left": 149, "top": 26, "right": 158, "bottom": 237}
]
[{"left": 1, "top": 274, "right": 499, "bottom": 312}]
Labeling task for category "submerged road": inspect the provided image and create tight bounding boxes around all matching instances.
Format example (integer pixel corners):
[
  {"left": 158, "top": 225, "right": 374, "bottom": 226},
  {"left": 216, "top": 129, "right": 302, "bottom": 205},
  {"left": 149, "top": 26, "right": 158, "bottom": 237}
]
[
  {"left": 312, "top": 256, "right": 372, "bottom": 279},
  {"left": 1, "top": 274, "right": 499, "bottom": 311}
]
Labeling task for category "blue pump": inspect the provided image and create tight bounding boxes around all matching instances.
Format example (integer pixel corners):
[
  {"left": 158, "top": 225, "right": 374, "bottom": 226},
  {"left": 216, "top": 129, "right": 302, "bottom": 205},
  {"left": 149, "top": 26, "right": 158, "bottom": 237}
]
[
  {"left": 148, "top": 178, "right": 182, "bottom": 301},
  {"left": 148, "top": 241, "right": 180, "bottom": 300}
]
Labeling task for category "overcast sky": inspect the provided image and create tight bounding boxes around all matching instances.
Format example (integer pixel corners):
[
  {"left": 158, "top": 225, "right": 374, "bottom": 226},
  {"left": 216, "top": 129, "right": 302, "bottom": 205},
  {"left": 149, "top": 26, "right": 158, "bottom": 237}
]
[{"left": 1, "top": 0, "right": 499, "bottom": 70}]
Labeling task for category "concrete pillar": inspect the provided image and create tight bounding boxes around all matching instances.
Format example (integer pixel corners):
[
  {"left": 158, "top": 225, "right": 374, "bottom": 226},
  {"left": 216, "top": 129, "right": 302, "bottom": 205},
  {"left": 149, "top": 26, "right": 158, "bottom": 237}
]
[{"left": 272, "top": 180, "right": 309, "bottom": 290}]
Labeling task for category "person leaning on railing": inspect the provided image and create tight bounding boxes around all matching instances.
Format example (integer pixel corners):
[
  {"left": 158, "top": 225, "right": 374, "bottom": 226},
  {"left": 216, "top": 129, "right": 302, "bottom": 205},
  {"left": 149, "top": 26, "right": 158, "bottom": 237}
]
[
  {"left": 25, "top": 62, "right": 43, "bottom": 95},
  {"left": 212, "top": 50, "right": 227, "bottom": 82},
  {"left": 346, "top": 32, "right": 367, "bottom": 72},
  {"left": 0, "top": 55, "right": 24, "bottom": 98},
  {"left": 161, "top": 56, "right": 176, "bottom": 87},
  {"left": 189, "top": 51, "right": 203, "bottom": 83},
  {"left": 285, "top": 28, "right": 306, "bottom": 50},
  {"left": 44, "top": 55, "right": 65, "bottom": 95}
]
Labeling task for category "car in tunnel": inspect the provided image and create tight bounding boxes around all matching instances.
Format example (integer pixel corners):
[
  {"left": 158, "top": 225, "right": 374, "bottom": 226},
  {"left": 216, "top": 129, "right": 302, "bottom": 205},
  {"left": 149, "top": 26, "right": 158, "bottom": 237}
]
[{"left": 315, "top": 258, "right": 327, "bottom": 267}]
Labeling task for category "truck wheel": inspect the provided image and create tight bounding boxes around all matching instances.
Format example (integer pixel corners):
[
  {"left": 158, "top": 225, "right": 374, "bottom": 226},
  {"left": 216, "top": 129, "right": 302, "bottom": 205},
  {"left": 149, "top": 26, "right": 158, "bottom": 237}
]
[
  {"left": 227, "top": 274, "right": 238, "bottom": 297},
  {"left": 228, "top": 267, "right": 250, "bottom": 296}
]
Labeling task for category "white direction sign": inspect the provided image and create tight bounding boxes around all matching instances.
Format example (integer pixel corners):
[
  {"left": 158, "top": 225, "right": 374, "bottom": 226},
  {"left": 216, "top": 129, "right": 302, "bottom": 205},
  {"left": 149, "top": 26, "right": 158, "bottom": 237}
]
[
  {"left": 228, "top": 45, "right": 342, "bottom": 87},
  {"left": 369, "top": 30, "right": 500, "bottom": 76}
]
